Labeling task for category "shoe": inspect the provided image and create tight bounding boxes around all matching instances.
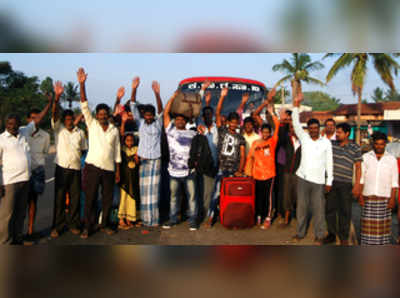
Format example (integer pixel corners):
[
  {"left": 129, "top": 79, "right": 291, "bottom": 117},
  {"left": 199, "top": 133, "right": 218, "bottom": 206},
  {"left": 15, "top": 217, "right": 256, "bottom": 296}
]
[
  {"left": 101, "top": 227, "right": 116, "bottom": 235},
  {"left": 291, "top": 235, "right": 304, "bottom": 243},
  {"left": 24, "top": 233, "right": 36, "bottom": 242},
  {"left": 70, "top": 228, "right": 81, "bottom": 235},
  {"left": 80, "top": 229, "right": 89, "bottom": 239},
  {"left": 314, "top": 237, "right": 324, "bottom": 246},
  {"left": 260, "top": 218, "right": 271, "bottom": 230},
  {"left": 162, "top": 221, "right": 176, "bottom": 230},
  {"left": 322, "top": 234, "right": 336, "bottom": 245},
  {"left": 189, "top": 224, "right": 198, "bottom": 231},
  {"left": 50, "top": 229, "right": 59, "bottom": 239}
]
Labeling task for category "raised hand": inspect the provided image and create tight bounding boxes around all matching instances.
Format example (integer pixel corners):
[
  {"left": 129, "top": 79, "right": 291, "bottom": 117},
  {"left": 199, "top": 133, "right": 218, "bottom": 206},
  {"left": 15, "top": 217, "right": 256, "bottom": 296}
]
[
  {"left": 267, "top": 87, "right": 277, "bottom": 102},
  {"left": 241, "top": 93, "right": 250, "bottom": 104},
  {"left": 116, "top": 86, "right": 125, "bottom": 102},
  {"left": 54, "top": 81, "right": 64, "bottom": 100},
  {"left": 221, "top": 87, "right": 229, "bottom": 98},
  {"left": 205, "top": 91, "right": 212, "bottom": 106},
  {"left": 132, "top": 76, "right": 140, "bottom": 89},
  {"left": 152, "top": 81, "right": 160, "bottom": 94},
  {"left": 77, "top": 68, "right": 88, "bottom": 84},
  {"left": 201, "top": 80, "right": 211, "bottom": 91}
]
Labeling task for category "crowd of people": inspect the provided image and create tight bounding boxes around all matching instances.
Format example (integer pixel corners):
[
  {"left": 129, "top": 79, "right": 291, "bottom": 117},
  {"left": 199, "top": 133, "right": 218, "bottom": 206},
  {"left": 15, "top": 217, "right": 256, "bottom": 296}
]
[{"left": 0, "top": 67, "right": 399, "bottom": 245}]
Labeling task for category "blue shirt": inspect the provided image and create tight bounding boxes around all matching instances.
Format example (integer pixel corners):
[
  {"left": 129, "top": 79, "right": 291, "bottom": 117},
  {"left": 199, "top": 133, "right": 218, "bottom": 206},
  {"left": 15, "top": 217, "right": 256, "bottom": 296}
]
[{"left": 131, "top": 102, "right": 162, "bottom": 159}]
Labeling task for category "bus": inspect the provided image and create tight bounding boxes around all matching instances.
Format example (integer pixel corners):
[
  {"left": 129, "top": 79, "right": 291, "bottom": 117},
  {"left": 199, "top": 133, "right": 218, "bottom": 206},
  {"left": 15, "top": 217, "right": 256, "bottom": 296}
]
[{"left": 178, "top": 77, "right": 267, "bottom": 115}]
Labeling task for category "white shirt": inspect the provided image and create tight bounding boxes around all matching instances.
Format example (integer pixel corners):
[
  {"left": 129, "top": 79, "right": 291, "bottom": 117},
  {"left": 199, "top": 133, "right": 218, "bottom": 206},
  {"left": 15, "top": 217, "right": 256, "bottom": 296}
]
[
  {"left": 81, "top": 101, "right": 121, "bottom": 171},
  {"left": 292, "top": 107, "right": 333, "bottom": 186},
  {"left": 360, "top": 150, "right": 399, "bottom": 197},
  {"left": 243, "top": 132, "right": 260, "bottom": 156},
  {"left": 324, "top": 132, "right": 336, "bottom": 141},
  {"left": 25, "top": 128, "right": 50, "bottom": 170},
  {"left": 0, "top": 122, "right": 35, "bottom": 185},
  {"left": 52, "top": 118, "right": 88, "bottom": 170}
]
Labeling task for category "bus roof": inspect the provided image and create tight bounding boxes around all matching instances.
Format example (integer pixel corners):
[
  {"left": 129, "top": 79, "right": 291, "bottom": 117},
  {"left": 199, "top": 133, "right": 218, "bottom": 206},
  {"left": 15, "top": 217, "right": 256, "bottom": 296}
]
[{"left": 179, "top": 77, "right": 266, "bottom": 88}]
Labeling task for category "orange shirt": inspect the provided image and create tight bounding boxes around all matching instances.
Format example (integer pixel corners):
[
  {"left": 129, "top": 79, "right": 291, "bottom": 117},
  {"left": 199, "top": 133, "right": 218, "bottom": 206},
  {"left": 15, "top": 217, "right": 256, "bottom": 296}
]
[{"left": 246, "top": 116, "right": 279, "bottom": 181}]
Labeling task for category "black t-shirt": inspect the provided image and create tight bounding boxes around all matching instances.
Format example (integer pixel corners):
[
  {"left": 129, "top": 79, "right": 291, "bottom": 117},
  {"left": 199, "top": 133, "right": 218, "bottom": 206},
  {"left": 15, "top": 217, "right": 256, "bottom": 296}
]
[{"left": 217, "top": 126, "right": 246, "bottom": 173}]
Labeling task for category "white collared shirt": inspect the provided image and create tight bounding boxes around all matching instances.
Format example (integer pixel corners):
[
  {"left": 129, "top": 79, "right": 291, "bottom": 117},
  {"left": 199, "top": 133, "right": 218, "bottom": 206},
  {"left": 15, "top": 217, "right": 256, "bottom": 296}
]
[
  {"left": 243, "top": 132, "right": 260, "bottom": 156},
  {"left": 52, "top": 119, "right": 88, "bottom": 170},
  {"left": 324, "top": 132, "right": 336, "bottom": 140},
  {"left": 0, "top": 122, "right": 35, "bottom": 185},
  {"left": 360, "top": 150, "right": 399, "bottom": 197},
  {"left": 25, "top": 128, "right": 50, "bottom": 170},
  {"left": 81, "top": 101, "right": 121, "bottom": 171},
  {"left": 292, "top": 107, "right": 333, "bottom": 186}
]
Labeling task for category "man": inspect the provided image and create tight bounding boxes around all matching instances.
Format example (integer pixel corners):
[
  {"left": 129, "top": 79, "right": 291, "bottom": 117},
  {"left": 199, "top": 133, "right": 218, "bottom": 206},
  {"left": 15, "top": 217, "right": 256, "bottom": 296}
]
[
  {"left": 162, "top": 92, "right": 197, "bottom": 231},
  {"left": 205, "top": 88, "right": 246, "bottom": 226},
  {"left": 0, "top": 99, "right": 52, "bottom": 244},
  {"left": 323, "top": 118, "right": 336, "bottom": 140},
  {"left": 130, "top": 77, "right": 163, "bottom": 227},
  {"left": 323, "top": 123, "right": 362, "bottom": 245},
  {"left": 277, "top": 110, "right": 301, "bottom": 227},
  {"left": 292, "top": 91, "right": 333, "bottom": 245},
  {"left": 24, "top": 108, "right": 51, "bottom": 241},
  {"left": 77, "top": 68, "right": 121, "bottom": 239},
  {"left": 359, "top": 132, "right": 398, "bottom": 245},
  {"left": 50, "top": 81, "right": 88, "bottom": 238}
]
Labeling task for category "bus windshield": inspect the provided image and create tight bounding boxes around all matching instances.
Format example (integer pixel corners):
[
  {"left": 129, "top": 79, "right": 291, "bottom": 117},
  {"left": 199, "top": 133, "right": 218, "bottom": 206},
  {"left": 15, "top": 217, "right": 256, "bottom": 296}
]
[{"left": 179, "top": 77, "right": 267, "bottom": 115}]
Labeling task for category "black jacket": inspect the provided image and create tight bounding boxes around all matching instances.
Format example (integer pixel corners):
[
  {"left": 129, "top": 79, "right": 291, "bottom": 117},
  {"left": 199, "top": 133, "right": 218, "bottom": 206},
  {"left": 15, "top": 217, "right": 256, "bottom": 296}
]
[
  {"left": 188, "top": 134, "right": 218, "bottom": 178},
  {"left": 277, "top": 123, "right": 301, "bottom": 174}
]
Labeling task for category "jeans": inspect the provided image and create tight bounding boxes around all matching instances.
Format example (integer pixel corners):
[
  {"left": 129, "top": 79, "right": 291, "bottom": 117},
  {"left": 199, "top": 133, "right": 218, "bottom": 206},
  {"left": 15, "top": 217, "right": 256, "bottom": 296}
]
[
  {"left": 296, "top": 177, "right": 327, "bottom": 239},
  {"left": 203, "top": 174, "right": 217, "bottom": 219},
  {"left": 208, "top": 170, "right": 235, "bottom": 219},
  {"left": 325, "top": 181, "right": 353, "bottom": 241},
  {"left": 169, "top": 174, "right": 197, "bottom": 225}
]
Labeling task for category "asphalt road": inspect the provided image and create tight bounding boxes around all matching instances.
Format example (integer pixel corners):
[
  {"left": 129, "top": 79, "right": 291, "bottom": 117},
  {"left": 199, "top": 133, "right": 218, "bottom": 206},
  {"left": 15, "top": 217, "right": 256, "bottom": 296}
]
[{"left": 26, "top": 152, "right": 399, "bottom": 245}]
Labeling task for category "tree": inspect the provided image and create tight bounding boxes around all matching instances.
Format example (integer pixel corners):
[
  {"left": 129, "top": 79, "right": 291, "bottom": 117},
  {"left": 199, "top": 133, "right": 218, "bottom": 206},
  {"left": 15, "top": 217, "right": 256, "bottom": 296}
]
[
  {"left": 272, "top": 53, "right": 325, "bottom": 100},
  {"left": 371, "top": 87, "right": 386, "bottom": 102},
  {"left": 302, "top": 91, "right": 341, "bottom": 111},
  {"left": 40, "top": 76, "right": 54, "bottom": 96},
  {"left": 325, "top": 53, "right": 399, "bottom": 144},
  {"left": 62, "top": 81, "right": 79, "bottom": 108}
]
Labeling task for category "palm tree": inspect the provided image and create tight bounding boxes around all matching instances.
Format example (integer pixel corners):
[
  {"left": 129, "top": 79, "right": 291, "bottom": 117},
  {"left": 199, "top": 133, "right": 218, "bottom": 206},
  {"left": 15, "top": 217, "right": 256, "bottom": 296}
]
[
  {"left": 272, "top": 53, "right": 325, "bottom": 101},
  {"left": 325, "top": 53, "right": 399, "bottom": 144},
  {"left": 62, "top": 81, "right": 79, "bottom": 109}
]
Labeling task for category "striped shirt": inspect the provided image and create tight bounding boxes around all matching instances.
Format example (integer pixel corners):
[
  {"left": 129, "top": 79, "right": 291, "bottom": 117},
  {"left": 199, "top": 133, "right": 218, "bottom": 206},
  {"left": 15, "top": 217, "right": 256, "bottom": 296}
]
[{"left": 331, "top": 140, "right": 362, "bottom": 183}]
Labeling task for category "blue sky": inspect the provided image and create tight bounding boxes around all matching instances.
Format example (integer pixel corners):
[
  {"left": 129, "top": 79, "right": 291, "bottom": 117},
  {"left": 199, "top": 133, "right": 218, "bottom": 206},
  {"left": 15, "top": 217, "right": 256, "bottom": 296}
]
[{"left": 2, "top": 53, "right": 397, "bottom": 108}]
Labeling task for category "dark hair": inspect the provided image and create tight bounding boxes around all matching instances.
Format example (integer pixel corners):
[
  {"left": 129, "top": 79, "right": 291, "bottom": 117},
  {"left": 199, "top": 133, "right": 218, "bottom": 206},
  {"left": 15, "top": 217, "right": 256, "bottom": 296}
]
[
  {"left": 62, "top": 109, "right": 74, "bottom": 120},
  {"left": 27, "top": 108, "right": 41, "bottom": 118},
  {"left": 202, "top": 106, "right": 214, "bottom": 116},
  {"left": 285, "top": 110, "right": 292, "bottom": 116},
  {"left": 261, "top": 123, "right": 272, "bottom": 131},
  {"left": 324, "top": 118, "right": 336, "bottom": 126},
  {"left": 95, "top": 103, "right": 110, "bottom": 115},
  {"left": 372, "top": 131, "right": 388, "bottom": 143},
  {"left": 336, "top": 123, "right": 351, "bottom": 135},
  {"left": 123, "top": 102, "right": 131, "bottom": 113},
  {"left": 307, "top": 118, "right": 320, "bottom": 127},
  {"left": 174, "top": 113, "right": 188, "bottom": 123},
  {"left": 6, "top": 113, "right": 21, "bottom": 125},
  {"left": 227, "top": 112, "right": 240, "bottom": 122},
  {"left": 143, "top": 104, "right": 156, "bottom": 116},
  {"left": 243, "top": 116, "right": 255, "bottom": 126}
]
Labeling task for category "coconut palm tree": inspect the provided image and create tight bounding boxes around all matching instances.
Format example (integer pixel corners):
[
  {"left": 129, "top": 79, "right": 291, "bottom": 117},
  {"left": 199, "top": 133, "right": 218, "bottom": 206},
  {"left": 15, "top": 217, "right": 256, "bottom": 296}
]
[
  {"left": 325, "top": 53, "right": 399, "bottom": 144},
  {"left": 272, "top": 53, "right": 325, "bottom": 101},
  {"left": 62, "top": 81, "right": 79, "bottom": 109}
]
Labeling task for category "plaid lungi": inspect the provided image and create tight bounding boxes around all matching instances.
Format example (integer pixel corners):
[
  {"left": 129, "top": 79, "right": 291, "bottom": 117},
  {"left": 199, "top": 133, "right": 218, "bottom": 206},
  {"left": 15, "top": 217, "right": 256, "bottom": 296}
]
[
  {"left": 139, "top": 159, "right": 161, "bottom": 226},
  {"left": 361, "top": 196, "right": 392, "bottom": 245}
]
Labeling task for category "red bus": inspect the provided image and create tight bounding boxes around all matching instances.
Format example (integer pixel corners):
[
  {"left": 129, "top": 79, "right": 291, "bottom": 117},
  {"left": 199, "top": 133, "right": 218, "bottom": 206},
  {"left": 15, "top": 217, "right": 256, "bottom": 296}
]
[{"left": 178, "top": 77, "right": 267, "bottom": 115}]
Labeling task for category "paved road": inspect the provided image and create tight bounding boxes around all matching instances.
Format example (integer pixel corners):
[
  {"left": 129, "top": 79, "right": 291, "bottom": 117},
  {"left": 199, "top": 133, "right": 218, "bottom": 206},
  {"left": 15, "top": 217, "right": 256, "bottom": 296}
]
[{"left": 26, "top": 152, "right": 399, "bottom": 245}]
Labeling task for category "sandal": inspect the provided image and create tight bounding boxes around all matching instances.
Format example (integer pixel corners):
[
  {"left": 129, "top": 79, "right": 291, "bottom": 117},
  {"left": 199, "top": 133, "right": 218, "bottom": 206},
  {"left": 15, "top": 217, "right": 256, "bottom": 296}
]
[
  {"left": 118, "top": 223, "right": 130, "bottom": 230},
  {"left": 261, "top": 218, "right": 271, "bottom": 230}
]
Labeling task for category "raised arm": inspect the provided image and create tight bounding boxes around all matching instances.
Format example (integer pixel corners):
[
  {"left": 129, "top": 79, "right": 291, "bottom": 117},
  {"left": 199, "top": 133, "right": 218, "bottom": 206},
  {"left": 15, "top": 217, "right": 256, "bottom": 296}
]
[
  {"left": 254, "top": 88, "right": 276, "bottom": 127},
  {"left": 52, "top": 81, "right": 64, "bottom": 124},
  {"left": 152, "top": 81, "right": 163, "bottom": 114},
  {"left": 164, "top": 91, "right": 179, "bottom": 128},
  {"left": 200, "top": 80, "right": 211, "bottom": 102},
  {"left": 77, "top": 67, "right": 93, "bottom": 126},
  {"left": 113, "top": 86, "right": 125, "bottom": 114},
  {"left": 291, "top": 90, "right": 307, "bottom": 142},
  {"left": 73, "top": 114, "right": 84, "bottom": 127},
  {"left": 130, "top": 76, "right": 140, "bottom": 103},
  {"left": 215, "top": 87, "right": 228, "bottom": 128}
]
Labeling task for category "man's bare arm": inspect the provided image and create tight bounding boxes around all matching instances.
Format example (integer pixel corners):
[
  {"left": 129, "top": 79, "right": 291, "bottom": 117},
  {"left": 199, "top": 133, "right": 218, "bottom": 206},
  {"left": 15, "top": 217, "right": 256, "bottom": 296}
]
[
  {"left": 130, "top": 77, "right": 140, "bottom": 103},
  {"left": 152, "top": 81, "right": 163, "bottom": 114},
  {"left": 216, "top": 87, "right": 228, "bottom": 128}
]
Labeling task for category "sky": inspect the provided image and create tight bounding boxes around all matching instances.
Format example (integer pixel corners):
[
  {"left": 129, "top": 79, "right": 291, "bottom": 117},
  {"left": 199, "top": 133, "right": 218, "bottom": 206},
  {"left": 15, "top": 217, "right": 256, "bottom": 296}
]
[{"left": 2, "top": 53, "right": 398, "bottom": 109}]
